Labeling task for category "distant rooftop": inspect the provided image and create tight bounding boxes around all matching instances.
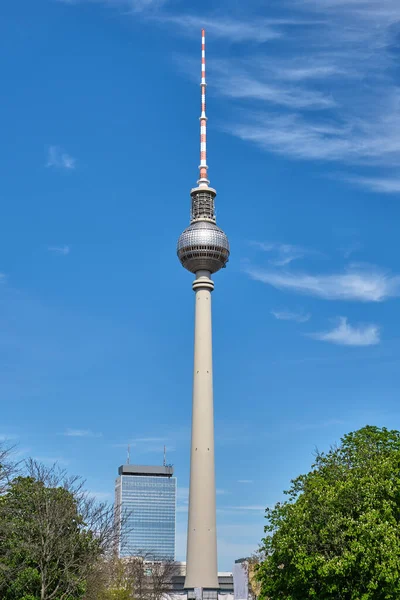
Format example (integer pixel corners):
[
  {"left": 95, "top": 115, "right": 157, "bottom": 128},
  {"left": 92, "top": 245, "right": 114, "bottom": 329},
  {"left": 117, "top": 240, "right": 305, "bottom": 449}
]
[{"left": 118, "top": 464, "right": 174, "bottom": 477}]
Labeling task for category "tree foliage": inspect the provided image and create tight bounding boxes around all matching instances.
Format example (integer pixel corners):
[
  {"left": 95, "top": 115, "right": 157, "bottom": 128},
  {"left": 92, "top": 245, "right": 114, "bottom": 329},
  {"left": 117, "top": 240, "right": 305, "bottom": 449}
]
[
  {"left": 257, "top": 426, "right": 400, "bottom": 600},
  {"left": 0, "top": 460, "right": 117, "bottom": 600},
  {"left": 0, "top": 451, "right": 176, "bottom": 600}
]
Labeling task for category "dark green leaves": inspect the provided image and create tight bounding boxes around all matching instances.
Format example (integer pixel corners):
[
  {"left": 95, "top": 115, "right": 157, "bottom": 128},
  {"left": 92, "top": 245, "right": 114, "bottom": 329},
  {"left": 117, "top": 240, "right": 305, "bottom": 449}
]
[{"left": 257, "top": 426, "right": 400, "bottom": 600}]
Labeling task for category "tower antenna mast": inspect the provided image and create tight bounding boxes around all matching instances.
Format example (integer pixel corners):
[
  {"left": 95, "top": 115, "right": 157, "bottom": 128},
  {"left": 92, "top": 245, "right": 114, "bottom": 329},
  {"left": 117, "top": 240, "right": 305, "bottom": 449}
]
[
  {"left": 163, "top": 445, "right": 167, "bottom": 467},
  {"left": 199, "top": 28, "right": 209, "bottom": 188},
  {"left": 127, "top": 444, "right": 130, "bottom": 465}
]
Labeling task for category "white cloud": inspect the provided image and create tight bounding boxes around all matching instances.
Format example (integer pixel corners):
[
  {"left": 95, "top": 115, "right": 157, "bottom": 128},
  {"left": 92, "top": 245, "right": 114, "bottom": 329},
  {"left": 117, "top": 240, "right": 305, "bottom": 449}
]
[
  {"left": 163, "top": 15, "right": 283, "bottom": 43},
  {"left": 46, "top": 146, "right": 76, "bottom": 170},
  {"left": 48, "top": 245, "right": 70, "bottom": 256},
  {"left": 214, "top": 65, "right": 335, "bottom": 110},
  {"left": 238, "top": 480, "right": 254, "bottom": 484},
  {"left": 310, "top": 317, "right": 380, "bottom": 346},
  {"left": 58, "top": 0, "right": 312, "bottom": 43},
  {"left": 127, "top": 0, "right": 169, "bottom": 9},
  {"left": 274, "top": 63, "right": 350, "bottom": 81},
  {"left": 194, "top": 1, "right": 400, "bottom": 181},
  {"left": 63, "top": 429, "right": 102, "bottom": 438},
  {"left": 57, "top": 0, "right": 168, "bottom": 10},
  {"left": 58, "top": 0, "right": 400, "bottom": 184},
  {"left": 346, "top": 176, "right": 400, "bottom": 193},
  {"left": 230, "top": 105, "right": 400, "bottom": 165},
  {"left": 301, "top": 0, "right": 400, "bottom": 22},
  {"left": 246, "top": 264, "right": 400, "bottom": 302},
  {"left": 271, "top": 309, "right": 311, "bottom": 323},
  {"left": 251, "top": 241, "right": 307, "bottom": 266}
]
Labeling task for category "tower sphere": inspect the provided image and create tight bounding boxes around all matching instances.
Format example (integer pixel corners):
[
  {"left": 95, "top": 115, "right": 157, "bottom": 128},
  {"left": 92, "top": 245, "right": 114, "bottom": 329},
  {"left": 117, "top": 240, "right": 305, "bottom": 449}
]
[{"left": 177, "top": 220, "right": 230, "bottom": 274}]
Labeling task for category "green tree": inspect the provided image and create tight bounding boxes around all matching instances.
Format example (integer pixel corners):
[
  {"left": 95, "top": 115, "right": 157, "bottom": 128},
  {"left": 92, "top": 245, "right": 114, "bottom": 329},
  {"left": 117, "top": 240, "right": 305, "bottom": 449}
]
[
  {"left": 0, "top": 460, "right": 117, "bottom": 600},
  {"left": 257, "top": 426, "right": 400, "bottom": 600}
]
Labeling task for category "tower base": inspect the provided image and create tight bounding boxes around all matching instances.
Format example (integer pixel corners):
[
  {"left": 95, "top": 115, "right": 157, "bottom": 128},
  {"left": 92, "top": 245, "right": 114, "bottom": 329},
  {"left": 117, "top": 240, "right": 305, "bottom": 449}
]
[{"left": 186, "top": 588, "right": 219, "bottom": 600}]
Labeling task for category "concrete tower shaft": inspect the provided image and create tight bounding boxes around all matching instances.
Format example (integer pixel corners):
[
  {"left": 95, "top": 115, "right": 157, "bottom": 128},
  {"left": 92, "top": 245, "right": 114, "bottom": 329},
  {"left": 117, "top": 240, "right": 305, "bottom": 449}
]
[{"left": 185, "top": 270, "right": 218, "bottom": 589}]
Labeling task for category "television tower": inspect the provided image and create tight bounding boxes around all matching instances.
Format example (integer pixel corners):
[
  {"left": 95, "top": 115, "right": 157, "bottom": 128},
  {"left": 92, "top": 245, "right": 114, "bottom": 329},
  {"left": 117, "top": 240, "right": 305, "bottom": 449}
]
[{"left": 177, "top": 29, "right": 230, "bottom": 590}]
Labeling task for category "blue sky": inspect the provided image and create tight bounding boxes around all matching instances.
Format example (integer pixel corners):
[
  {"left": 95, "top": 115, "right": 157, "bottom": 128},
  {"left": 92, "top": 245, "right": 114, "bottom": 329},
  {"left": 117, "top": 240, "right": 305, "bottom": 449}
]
[{"left": 2, "top": 0, "right": 400, "bottom": 571}]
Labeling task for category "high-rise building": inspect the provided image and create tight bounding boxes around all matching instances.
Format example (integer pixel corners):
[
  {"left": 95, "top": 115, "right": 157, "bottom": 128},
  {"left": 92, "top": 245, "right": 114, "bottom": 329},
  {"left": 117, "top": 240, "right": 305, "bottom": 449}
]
[
  {"left": 114, "top": 464, "right": 176, "bottom": 561},
  {"left": 177, "top": 30, "right": 230, "bottom": 591}
]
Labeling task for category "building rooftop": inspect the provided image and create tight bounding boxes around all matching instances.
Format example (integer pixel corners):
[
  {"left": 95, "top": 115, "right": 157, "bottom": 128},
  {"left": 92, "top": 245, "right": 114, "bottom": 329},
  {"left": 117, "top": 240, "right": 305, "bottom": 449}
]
[{"left": 118, "top": 464, "right": 174, "bottom": 477}]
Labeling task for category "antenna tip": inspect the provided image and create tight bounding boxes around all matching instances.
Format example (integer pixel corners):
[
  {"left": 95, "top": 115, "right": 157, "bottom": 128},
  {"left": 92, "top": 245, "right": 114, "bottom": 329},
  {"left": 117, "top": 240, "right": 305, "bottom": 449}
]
[{"left": 202, "top": 28, "right": 205, "bottom": 36}]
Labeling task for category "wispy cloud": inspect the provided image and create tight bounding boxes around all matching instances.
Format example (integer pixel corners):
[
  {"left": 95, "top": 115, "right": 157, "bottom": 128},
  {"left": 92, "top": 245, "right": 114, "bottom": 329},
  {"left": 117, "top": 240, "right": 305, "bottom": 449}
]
[
  {"left": 346, "top": 176, "right": 400, "bottom": 194},
  {"left": 230, "top": 107, "right": 400, "bottom": 165},
  {"left": 301, "top": 0, "right": 400, "bottom": 22},
  {"left": 58, "top": 1, "right": 312, "bottom": 42},
  {"left": 238, "top": 480, "right": 254, "bottom": 484},
  {"left": 251, "top": 241, "right": 313, "bottom": 266},
  {"left": 252, "top": 241, "right": 306, "bottom": 266},
  {"left": 272, "top": 62, "right": 351, "bottom": 82},
  {"left": 214, "top": 64, "right": 335, "bottom": 110},
  {"left": 310, "top": 317, "right": 380, "bottom": 346},
  {"left": 57, "top": 0, "right": 166, "bottom": 8},
  {"left": 195, "top": 0, "right": 400, "bottom": 182},
  {"left": 46, "top": 146, "right": 76, "bottom": 170},
  {"left": 246, "top": 264, "right": 400, "bottom": 302},
  {"left": 271, "top": 309, "right": 311, "bottom": 323},
  {"left": 60, "top": 0, "right": 400, "bottom": 185},
  {"left": 163, "top": 15, "right": 283, "bottom": 43},
  {"left": 63, "top": 429, "right": 102, "bottom": 438},
  {"left": 48, "top": 245, "right": 70, "bottom": 256}
]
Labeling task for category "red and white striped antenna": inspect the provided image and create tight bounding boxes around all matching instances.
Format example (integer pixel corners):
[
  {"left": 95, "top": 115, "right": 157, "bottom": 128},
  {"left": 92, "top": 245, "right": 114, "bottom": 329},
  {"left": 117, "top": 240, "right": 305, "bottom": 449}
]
[{"left": 198, "top": 29, "right": 210, "bottom": 188}]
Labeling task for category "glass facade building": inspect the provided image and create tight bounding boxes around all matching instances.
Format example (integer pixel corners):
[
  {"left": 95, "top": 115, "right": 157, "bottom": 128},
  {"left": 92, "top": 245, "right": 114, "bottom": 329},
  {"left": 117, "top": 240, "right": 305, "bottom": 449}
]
[{"left": 115, "top": 464, "right": 176, "bottom": 561}]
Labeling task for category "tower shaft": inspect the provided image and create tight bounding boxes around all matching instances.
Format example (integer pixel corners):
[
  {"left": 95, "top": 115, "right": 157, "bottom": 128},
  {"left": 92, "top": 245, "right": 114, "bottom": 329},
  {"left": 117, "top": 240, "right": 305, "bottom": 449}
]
[{"left": 185, "top": 270, "right": 218, "bottom": 589}]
